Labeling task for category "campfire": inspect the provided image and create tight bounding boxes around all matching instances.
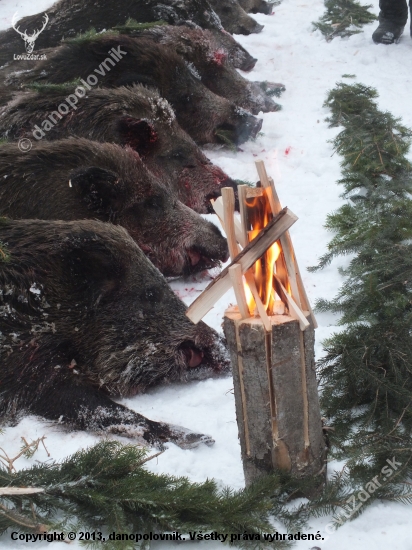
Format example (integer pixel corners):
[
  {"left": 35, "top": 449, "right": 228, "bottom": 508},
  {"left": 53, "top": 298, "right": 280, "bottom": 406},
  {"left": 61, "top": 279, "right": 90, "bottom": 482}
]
[
  {"left": 186, "top": 160, "right": 326, "bottom": 490},
  {"left": 186, "top": 159, "right": 316, "bottom": 332}
]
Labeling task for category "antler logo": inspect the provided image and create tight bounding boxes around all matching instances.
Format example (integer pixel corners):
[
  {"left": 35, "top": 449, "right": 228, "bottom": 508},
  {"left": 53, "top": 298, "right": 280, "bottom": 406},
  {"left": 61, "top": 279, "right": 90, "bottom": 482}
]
[{"left": 12, "top": 12, "right": 49, "bottom": 54}]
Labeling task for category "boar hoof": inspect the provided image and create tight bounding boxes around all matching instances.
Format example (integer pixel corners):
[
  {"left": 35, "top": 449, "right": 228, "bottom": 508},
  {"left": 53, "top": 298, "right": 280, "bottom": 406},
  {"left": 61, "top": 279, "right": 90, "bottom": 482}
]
[{"left": 169, "top": 425, "right": 215, "bottom": 449}]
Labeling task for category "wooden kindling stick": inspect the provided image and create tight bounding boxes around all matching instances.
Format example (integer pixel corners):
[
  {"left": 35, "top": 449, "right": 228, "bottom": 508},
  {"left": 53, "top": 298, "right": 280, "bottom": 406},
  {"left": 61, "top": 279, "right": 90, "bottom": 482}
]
[
  {"left": 221, "top": 188, "right": 272, "bottom": 331},
  {"left": 186, "top": 207, "right": 298, "bottom": 324},
  {"left": 255, "top": 160, "right": 301, "bottom": 306},
  {"left": 220, "top": 187, "right": 252, "bottom": 455},
  {"left": 255, "top": 159, "right": 317, "bottom": 328},
  {"left": 0, "top": 488, "right": 45, "bottom": 496},
  {"left": 211, "top": 197, "right": 245, "bottom": 247},
  {"left": 273, "top": 274, "right": 309, "bottom": 331},
  {"left": 237, "top": 184, "right": 249, "bottom": 248},
  {"left": 221, "top": 188, "right": 250, "bottom": 320}
]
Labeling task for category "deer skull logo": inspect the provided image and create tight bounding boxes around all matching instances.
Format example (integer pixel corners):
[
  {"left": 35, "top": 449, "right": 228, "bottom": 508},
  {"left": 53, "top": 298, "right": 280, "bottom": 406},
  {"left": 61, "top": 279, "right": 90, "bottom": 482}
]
[{"left": 12, "top": 12, "right": 49, "bottom": 54}]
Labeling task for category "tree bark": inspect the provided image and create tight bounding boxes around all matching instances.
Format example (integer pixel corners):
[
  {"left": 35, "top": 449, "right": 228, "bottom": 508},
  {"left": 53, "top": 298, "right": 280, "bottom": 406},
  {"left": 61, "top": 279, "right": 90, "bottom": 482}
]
[{"left": 223, "top": 308, "right": 326, "bottom": 492}]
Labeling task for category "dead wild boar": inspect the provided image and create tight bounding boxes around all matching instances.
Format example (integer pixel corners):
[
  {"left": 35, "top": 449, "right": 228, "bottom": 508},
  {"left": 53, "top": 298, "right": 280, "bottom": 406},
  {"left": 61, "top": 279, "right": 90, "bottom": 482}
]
[
  {"left": 0, "top": 85, "right": 236, "bottom": 214},
  {"left": 207, "top": 0, "right": 264, "bottom": 34},
  {"left": 238, "top": 0, "right": 274, "bottom": 15},
  {"left": 201, "top": 27, "right": 258, "bottom": 71},
  {"left": 0, "top": 0, "right": 223, "bottom": 66},
  {"left": 0, "top": 218, "right": 230, "bottom": 449},
  {"left": 12, "top": 34, "right": 263, "bottom": 146},
  {"left": 126, "top": 25, "right": 283, "bottom": 114},
  {"left": 0, "top": 139, "right": 228, "bottom": 277},
  {"left": 112, "top": 22, "right": 259, "bottom": 72}
]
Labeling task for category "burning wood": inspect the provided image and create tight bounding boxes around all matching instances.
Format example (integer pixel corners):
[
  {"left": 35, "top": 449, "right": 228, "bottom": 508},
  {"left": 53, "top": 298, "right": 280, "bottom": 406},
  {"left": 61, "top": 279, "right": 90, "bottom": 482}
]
[
  {"left": 185, "top": 206, "right": 298, "bottom": 324},
  {"left": 205, "top": 160, "right": 315, "bottom": 330},
  {"left": 187, "top": 160, "right": 326, "bottom": 490}
]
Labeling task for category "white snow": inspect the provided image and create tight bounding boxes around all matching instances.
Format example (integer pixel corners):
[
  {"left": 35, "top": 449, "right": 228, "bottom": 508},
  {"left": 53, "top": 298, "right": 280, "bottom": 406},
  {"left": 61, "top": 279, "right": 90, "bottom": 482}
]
[{"left": 1, "top": 0, "right": 412, "bottom": 548}]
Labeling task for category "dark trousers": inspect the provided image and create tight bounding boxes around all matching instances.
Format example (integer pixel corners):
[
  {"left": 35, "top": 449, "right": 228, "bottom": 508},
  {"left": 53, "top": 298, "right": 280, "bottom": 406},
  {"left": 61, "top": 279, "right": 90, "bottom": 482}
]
[{"left": 379, "top": 0, "right": 410, "bottom": 25}]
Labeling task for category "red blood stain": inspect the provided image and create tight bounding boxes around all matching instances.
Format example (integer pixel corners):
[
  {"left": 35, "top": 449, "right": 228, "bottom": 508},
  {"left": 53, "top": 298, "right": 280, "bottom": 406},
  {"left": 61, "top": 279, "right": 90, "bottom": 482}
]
[
  {"left": 285, "top": 146, "right": 291, "bottom": 155},
  {"left": 212, "top": 50, "right": 227, "bottom": 65},
  {"left": 253, "top": 153, "right": 258, "bottom": 157},
  {"left": 205, "top": 164, "right": 230, "bottom": 186}
]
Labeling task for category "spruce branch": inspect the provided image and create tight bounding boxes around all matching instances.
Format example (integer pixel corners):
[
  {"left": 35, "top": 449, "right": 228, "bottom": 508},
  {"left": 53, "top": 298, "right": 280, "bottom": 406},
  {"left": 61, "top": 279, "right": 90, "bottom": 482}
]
[
  {"left": 0, "top": 441, "right": 296, "bottom": 549},
  {"left": 309, "top": 82, "right": 412, "bottom": 520},
  {"left": 313, "top": 0, "right": 377, "bottom": 41}
]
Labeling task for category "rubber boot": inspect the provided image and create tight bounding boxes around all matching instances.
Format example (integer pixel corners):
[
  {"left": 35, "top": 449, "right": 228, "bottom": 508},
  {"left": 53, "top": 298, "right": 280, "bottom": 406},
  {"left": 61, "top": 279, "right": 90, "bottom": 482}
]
[{"left": 372, "top": 0, "right": 408, "bottom": 43}]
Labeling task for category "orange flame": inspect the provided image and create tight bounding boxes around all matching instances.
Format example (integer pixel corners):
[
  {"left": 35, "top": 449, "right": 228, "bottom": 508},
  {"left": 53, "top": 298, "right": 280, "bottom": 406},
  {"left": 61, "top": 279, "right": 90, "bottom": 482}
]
[{"left": 244, "top": 189, "right": 281, "bottom": 316}]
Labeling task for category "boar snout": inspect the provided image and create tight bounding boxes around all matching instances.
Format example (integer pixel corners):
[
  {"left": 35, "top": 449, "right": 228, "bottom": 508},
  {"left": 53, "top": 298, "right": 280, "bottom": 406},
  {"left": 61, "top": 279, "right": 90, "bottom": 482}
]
[
  {"left": 258, "top": 0, "right": 274, "bottom": 15},
  {"left": 241, "top": 56, "right": 258, "bottom": 71},
  {"left": 179, "top": 330, "right": 231, "bottom": 382},
  {"left": 251, "top": 22, "right": 264, "bottom": 33},
  {"left": 183, "top": 212, "right": 229, "bottom": 275},
  {"left": 239, "top": 20, "right": 264, "bottom": 34},
  {"left": 229, "top": 114, "right": 263, "bottom": 145},
  {"left": 179, "top": 341, "right": 205, "bottom": 368}
]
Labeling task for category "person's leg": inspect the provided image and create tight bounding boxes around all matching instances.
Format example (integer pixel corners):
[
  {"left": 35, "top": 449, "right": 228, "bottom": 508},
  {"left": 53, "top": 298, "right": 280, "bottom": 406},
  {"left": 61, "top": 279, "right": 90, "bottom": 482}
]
[
  {"left": 410, "top": 0, "right": 412, "bottom": 37},
  {"left": 372, "top": 0, "right": 408, "bottom": 43}
]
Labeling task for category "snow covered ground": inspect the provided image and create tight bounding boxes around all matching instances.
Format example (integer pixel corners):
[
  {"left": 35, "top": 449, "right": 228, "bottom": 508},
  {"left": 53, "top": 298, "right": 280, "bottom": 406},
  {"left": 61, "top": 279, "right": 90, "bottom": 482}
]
[{"left": 1, "top": 0, "right": 412, "bottom": 548}]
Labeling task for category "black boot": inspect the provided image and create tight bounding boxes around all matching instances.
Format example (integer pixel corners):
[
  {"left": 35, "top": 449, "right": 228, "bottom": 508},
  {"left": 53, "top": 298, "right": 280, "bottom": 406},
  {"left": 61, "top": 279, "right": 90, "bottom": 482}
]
[
  {"left": 372, "top": 0, "right": 408, "bottom": 43},
  {"left": 372, "top": 19, "right": 405, "bottom": 43}
]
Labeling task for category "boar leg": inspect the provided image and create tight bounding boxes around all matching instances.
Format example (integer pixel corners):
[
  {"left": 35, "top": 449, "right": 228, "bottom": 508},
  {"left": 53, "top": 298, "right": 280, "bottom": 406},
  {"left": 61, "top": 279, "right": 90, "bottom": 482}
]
[{"left": 30, "top": 382, "right": 215, "bottom": 450}]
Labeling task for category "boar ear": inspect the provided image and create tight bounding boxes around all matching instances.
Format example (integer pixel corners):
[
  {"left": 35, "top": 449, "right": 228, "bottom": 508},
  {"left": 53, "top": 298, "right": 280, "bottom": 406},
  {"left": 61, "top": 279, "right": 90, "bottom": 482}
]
[
  {"left": 69, "top": 167, "right": 127, "bottom": 214},
  {"left": 117, "top": 117, "right": 158, "bottom": 156}
]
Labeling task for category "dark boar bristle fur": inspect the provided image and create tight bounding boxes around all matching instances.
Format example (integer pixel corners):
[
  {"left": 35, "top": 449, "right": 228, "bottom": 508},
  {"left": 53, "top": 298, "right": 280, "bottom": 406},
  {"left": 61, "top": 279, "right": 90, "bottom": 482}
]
[
  {"left": 0, "top": 138, "right": 229, "bottom": 277},
  {"left": 113, "top": 25, "right": 281, "bottom": 114},
  {"left": 0, "top": 85, "right": 237, "bottom": 213},
  {"left": 7, "top": 35, "right": 263, "bottom": 146},
  {"left": 0, "top": 0, "right": 224, "bottom": 66},
  {"left": 0, "top": 219, "right": 230, "bottom": 449}
]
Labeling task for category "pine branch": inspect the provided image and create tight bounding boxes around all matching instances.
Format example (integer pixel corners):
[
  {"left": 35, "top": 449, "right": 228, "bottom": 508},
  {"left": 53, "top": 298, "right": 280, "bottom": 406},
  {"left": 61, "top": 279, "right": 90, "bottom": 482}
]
[
  {"left": 308, "top": 82, "right": 412, "bottom": 521},
  {"left": 0, "top": 441, "right": 296, "bottom": 549},
  {"left": 313, "top": 0, "right": 377, "bottom": 41}
]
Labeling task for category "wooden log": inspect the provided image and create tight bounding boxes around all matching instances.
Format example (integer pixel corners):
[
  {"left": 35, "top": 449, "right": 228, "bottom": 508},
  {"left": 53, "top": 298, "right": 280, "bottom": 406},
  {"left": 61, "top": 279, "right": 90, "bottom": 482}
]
[
  {"left": 186, "top": 207, "right": 298, "bottom": 324},
  {"left": 223, "top": 309, "right": 326, "bottom": 491}
]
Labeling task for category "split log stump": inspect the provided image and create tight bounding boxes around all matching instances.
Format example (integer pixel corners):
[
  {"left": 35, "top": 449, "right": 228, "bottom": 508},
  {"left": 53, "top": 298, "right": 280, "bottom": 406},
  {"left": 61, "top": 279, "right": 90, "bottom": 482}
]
[{"left": 223, "top": 307, "right": 326, "bottom": 490}]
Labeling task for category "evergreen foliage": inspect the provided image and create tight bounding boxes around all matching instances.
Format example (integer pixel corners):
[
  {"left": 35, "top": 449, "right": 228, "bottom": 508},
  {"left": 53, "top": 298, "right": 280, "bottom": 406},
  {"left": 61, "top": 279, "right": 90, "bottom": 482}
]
[
  {"left": 66, "top": 20, "right": 167, "bottom": 44},
  {"left": 309, "top": 82, "right": 412, "bottom": 507},
  {"left": 313, "top": 0, "right": 377, "bottom": 41},
  {"left": 0, "top": 217, "right": 9, "bottom": 262},
  {"left": 0, "top": 441, "right": 300, "bottom": 549},
  {"left": 214, "top": 129, "right": 238, "bottom": 150},
  {"left": 113, "top": 18, "right": 168, "bottom": 32},
  {"left": 0, "top": 242, "right": 9, "bottom": 262},
  {"left": 27, "top": 81, "right": 82, "bottom": 94},
  {"left": 235, "top": 179, "right": 255, "bottom": 188},
  {"left": 258, "top": 82, "right": 284, "bottom": 98}
]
